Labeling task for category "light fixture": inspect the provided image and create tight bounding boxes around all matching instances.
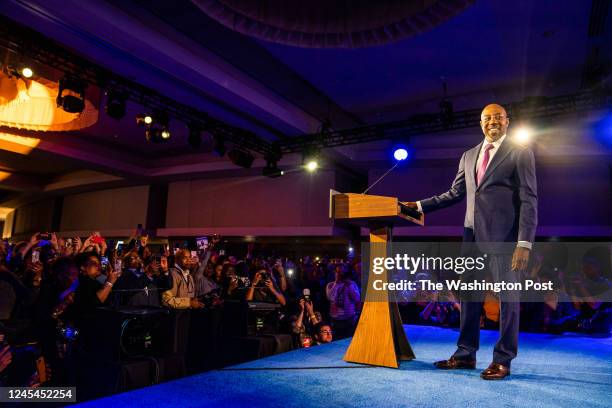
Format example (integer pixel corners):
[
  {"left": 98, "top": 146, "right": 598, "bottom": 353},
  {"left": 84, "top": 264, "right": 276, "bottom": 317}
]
[
  {"left": 146, "top": 127, "right": 170, "bottom": 143},
  {"left": 56, "top": 76, "right": 86, "bottom": 113},
  {"left": 136, "top": 113, "right": 150, "bottom": 126},
  {"left": 142, "top": 110, "right": 170, "bottom": 143},
  {"left": 302, "top": 145, "right": 320, "bottom": 172},
  {"left": 228, "top": 148, "right": 255, "bottom": 168},
  {"left": 263, "top": 145, "right": 283, "bottom": 177},
  {"left": 263, "top": 162, "right": 284, "bottom": 178},
  {"left": 105, "top": 89, "right": 127, "bottom": 120},
  {"left": 306, "top": 160, "right": 318, "bottom": 172},
  {"left": 514, "top": 127, "right": 532, "bottom": 144},
  {"left": 393, "top": 148, "right": 408, "bottom": 161},
  {"left": 21, "top": 67, "right": 33, "bottom": 78}
]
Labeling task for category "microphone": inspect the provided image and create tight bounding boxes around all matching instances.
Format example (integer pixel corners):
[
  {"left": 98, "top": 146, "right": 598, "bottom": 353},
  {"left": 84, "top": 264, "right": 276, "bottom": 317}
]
[{"left": 362, "top": 161, "right": 403, "bottom": 195}]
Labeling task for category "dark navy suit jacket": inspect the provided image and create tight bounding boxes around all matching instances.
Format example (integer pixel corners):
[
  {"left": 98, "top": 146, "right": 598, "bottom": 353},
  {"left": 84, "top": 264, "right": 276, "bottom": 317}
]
[{"left": 420, "top": 137, "right": 538, "bottom": 244}]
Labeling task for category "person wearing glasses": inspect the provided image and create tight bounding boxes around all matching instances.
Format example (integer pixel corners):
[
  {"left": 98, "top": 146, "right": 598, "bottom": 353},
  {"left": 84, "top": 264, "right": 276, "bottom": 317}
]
[{"left": 403, "top": 103, "right": 538, "bottom": 380}]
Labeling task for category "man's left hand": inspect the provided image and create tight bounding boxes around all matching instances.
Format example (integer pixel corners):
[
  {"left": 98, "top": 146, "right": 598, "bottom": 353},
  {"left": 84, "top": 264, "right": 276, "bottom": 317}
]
[{"left": 512, "top": 246, "right": 530, "bottom": 272}]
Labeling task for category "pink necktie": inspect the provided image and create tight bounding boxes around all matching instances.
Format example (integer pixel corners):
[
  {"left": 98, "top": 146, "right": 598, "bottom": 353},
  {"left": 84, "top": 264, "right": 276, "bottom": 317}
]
[{"left": 476, "top": 143, "right": 494, "bottom": 186}]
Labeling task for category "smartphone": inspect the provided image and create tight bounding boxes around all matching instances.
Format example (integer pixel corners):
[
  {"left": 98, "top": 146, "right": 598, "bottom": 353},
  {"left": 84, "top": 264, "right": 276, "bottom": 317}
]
[
  {"left": 190, "top": 250, "right": 197, "bottom": 259},
  {"left": 31, "top": 250, "right": 40, "bottom": 264},
  {"left": 101, "top": 256, "right": 109, "bottom": 270},
  {"left": 219, "top": 249, "right": 226, "bottom": 256},
  {"left": 114, "top": 258, "right": 122, "bottom": 274},
  {"left": 196, "top": 236, "right": 209, "bottom": 251}
]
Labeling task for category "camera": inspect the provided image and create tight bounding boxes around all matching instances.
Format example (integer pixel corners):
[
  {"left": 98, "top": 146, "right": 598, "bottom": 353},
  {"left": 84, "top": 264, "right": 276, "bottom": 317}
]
[{"left": 258, "top": 271, "right": 271, "bottom": 282}]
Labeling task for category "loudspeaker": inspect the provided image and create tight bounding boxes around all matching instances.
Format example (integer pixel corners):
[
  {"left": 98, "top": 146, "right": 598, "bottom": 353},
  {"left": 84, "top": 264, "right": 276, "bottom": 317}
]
[{"left": 79, "top": 306, "right": 171, "bottom": 362}]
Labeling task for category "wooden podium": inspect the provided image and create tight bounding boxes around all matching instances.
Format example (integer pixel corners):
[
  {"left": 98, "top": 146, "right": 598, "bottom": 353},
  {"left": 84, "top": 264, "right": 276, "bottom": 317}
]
[{"left": 330, "top": 191, "right": 424, "bottom": 368}]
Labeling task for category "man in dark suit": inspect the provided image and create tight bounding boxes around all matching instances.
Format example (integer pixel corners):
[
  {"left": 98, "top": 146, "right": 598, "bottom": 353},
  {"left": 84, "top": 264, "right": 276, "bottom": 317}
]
[{"left": 403, "top": 103, "right": 538, "bottom": 380}]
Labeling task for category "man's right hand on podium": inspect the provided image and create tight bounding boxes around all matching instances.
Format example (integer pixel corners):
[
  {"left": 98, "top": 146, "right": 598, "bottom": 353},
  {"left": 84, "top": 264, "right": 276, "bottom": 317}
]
[{"left": 400, "top": 201, "right": 419, "bottom": 210}]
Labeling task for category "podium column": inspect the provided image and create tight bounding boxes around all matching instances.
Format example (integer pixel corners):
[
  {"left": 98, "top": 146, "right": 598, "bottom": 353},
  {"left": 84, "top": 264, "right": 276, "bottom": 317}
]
[{"left": 343, "top": 225, "right": 415, "bottom": 368}]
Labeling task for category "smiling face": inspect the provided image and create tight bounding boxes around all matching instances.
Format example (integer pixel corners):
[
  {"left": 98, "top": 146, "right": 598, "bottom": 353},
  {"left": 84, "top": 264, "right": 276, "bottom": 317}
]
[{"left": 480, "top": 104, "right": 509, "bottom": 142}]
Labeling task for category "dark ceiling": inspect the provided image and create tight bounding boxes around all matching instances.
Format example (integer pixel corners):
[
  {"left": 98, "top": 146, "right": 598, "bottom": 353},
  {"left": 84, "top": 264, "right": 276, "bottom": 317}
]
[{"left": 0, "top": 0, "right": 610, "bottom": 207}]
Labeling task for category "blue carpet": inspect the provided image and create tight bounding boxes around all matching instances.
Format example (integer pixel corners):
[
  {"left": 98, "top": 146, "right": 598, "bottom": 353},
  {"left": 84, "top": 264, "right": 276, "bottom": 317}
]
[{"left": 76, "top": 325, "right": 612, "bottom": 408}]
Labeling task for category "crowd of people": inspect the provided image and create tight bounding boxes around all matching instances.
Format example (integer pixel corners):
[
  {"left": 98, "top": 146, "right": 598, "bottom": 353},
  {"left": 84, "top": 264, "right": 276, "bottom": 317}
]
[{"left": 0, "top": 231, "right": 610, "bottom": 389}]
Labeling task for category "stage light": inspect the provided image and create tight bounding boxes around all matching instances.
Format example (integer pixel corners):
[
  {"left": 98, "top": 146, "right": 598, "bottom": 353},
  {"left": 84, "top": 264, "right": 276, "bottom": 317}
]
[
  {"left": 302, "top": 145, "right": 321, "bottom": 172},
  {"left": 142, "top": 111, "right": 170, "bottom": 143},
  {"left": 306, "top": 160, "right": 318, "bottom": 172},
  {"left": 393, "top": 148, "right": 408, "bottom": 161},
  {"left": 57, "top": 76, "right": 86, "bottom": 113},
  {"left": 145, "top": 127, "right": 170, "bottom": 143},
  {"left": 21, "top": 67, "right": 33, "bottom": 78},
  {"left": 105, "top": 90, "right": 127, "bottom": 120},
  {"left": 287, "top": 268, "right": 294, "bottom": 276},
  {"left": 515, "top": 127, "right": 532, "bottom": 144},
  {"left": 263, "top": 147, "right": 283, "bottom": 178},
  {"left": 348, "top": 246, "right": 354, "bottom": 252},
  {"left": 263, "top": 162, "right": 284, "bottom": 178},
  {"left": 228, "top": 148, "right": 255, "bottom": 168},
  {"left": 188, "top": 122, "right": 202, "bottom": 149}
]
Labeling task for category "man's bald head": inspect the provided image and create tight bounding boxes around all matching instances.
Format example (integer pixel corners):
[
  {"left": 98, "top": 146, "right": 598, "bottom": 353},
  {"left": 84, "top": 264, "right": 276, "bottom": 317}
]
[
  {"left": 175, "top": 249, "right": 192, "bottom": 270},
  {"left": 480, "top": 104, "right": 509, "bottom": 142}
]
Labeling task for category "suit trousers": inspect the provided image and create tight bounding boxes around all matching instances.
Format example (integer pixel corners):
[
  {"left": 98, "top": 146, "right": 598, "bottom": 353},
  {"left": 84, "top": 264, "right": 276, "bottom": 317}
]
[{"left": 453, "top": 231, "right": 520, "bottom": 367}]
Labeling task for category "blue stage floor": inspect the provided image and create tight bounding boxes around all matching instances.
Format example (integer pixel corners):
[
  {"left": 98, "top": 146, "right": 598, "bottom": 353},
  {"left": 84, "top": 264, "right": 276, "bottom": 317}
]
[{"left": 76, "top": 325, "right": 612, "bottom": 408}]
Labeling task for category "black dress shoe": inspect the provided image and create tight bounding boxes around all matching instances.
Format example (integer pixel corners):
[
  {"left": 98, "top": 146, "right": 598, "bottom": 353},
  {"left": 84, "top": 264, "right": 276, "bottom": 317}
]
[
  {"left": 434, "top": 357, "right": 476, "bottom": 370},
  {"left": 480, "top": 363, "right": 510, "bottom": 380}
]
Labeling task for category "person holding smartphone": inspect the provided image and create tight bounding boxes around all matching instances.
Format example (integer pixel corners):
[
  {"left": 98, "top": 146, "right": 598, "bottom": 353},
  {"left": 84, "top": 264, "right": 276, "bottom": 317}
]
[{"left": 74, "top": 252, "right": 120, "bottom": 317}]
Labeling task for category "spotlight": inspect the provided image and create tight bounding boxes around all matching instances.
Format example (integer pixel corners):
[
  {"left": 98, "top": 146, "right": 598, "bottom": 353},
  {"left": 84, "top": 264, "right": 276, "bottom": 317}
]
[
  {"left": 212, "top": 134, "right": 226, "bottom": 156},
  {"left": 306, "top": 160, "right": 318, "bottom": 172},
  {"left": 393, "top": 148, "right": 408, "bottom": 161},
  {"left": 57, "top": 76, "right": 86, "bottom": 113},
  {"left": 105, "top": 90, "right": 127, "bottom": 120},
  {"left": 228, "top": 149, "right": 255, "bottom": 168},
  {"left": 143, "top": 111, "right": 171, "bottom": 143},
  {"left": 302, "top": 145, "right": 320, "bottom": 172},
  {"left": 514, "top": 127, "right": 532, "bottom": 144},
  {"left": 263, "top": 144, "right": 283, "bottom": 177},
  {"left": 136, "top": 113, "right": 152, "bottom": 126},
  {"left": 21, "top": 67, "right": 33, "bottom": 78},
  {"left": 187, "top": 122, "right": 202, "bottom": 149},
  {"left": 263, "top": 162, "right": 284, "bottom": 178},
  {"left": 146, "top": 127, "right": 170, "bottom": 143}
]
